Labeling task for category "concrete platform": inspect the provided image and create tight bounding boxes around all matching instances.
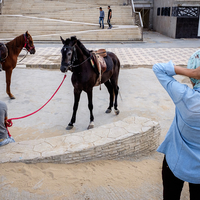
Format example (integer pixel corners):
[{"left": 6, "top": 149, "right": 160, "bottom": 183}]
[{"left": 0, "top": 116, "right": 160, "bottom": 164}]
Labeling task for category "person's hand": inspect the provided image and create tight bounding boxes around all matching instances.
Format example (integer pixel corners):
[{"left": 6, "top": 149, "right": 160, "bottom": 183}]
[
  {"left": 193, "top": 66, "right": 200, "bottom": 79},
  {"left": 5, "top": 118, "right": 12, "bottom": 127},
  {"left": 174, "top": 65, "right": 200, "bottom": 80}
]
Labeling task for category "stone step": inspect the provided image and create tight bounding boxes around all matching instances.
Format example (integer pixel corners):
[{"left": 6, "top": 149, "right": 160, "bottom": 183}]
[
  {"left": 0, "top": 27, "right": 142, "bottom": 41},
  {"left": 0, "top": 0, "right": 142, "bottom": 41},
  {"left": 0, "top": 116, "right": 160, "bottom": 164}
]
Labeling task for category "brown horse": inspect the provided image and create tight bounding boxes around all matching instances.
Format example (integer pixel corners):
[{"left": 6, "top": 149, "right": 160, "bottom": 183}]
[{"left": 0, "top": 31, "right": 36, "bottom": 99}]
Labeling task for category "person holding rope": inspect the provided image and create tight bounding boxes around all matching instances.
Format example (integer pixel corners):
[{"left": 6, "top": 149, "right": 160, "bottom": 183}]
[
  {"left": 0, "top": 100, "right": 15, "bottom": 147},
  {"left": 153, "top": 50, "right": 200, "bottom": 199}
]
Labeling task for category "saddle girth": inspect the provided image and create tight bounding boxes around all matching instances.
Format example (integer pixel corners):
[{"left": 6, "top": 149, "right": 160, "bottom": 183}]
[{"left": 91, "top": 49, "right": 107, "bottom": 90}]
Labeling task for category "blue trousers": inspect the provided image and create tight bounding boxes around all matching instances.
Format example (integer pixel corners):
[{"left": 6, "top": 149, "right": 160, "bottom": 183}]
[{"left": 99, "top": 17, "right": 104, "bottom": 28}]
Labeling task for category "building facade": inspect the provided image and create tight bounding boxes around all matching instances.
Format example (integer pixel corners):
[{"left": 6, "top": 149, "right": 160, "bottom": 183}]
[
  {"left": 131, "top": 0, "right": 200, "bottom": 38},
  {"left": 153, "top": 0, "right": 200, "bottom": 38}
]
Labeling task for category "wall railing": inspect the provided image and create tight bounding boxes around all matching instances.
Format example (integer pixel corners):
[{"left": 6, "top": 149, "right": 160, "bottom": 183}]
[{"left": 128, "top": 0, "right": 143, "bottom": 40}]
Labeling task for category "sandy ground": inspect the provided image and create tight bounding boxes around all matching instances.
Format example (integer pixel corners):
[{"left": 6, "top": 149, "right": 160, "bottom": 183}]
[
  {"left": 0, "top": 153, "right": 190, "bottom": 200},
  {"left": 0, "top": 68, "right": 192, "bottom": 199}
]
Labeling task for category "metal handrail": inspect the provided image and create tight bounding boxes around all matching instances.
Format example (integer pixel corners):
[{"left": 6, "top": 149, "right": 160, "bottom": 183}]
[
  {"left": 135, "top": 11, "right": 143, "bottom": 28},
  {"left": 130, "top": 0, "right": 143, "bottom": 40},
  {"left": 131, "top": 0, "right": 135, "bottom": 13}
]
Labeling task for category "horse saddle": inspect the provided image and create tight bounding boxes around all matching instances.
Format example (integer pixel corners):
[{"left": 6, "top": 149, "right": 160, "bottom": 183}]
[
  {"left": 92, "top": 49, "right": 107, "bottom": 88},
  {"left": 0, "top": 43, "right": 8, "bottom": 63}
]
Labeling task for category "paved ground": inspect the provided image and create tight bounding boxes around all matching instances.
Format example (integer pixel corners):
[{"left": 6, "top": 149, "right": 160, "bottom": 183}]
[
  {"left": 18, "top": 31, "right": 200, "bottom": 68},
  {"left": 0, "top": 31, "right": 200, "bottom": 199}
]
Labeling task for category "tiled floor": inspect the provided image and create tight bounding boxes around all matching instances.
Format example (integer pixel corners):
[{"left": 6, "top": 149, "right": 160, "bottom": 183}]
[{"left": 19, "top": 47, "right": 199, "bottom": 67}]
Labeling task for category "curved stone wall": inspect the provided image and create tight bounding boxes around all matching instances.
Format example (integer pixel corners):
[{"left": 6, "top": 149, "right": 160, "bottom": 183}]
[{"left": 0, "top": 116, "right": 160, "bottom": 164}]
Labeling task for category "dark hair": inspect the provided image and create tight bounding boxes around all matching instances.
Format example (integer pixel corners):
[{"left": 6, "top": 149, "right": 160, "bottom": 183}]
[
  {"left": 100, "top": 7, "right": 102, "bottom": 9},
  {"left": 108, "top": 6, "right": 110, "bottom": 8}
]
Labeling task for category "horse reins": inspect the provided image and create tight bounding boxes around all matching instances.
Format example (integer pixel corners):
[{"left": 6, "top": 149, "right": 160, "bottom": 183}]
[
  {"left": 70, "top": 55, "right": 92, "bottom": 68},
  {"left": 6, "top": 74, "right": 67, "bottom": 137}
]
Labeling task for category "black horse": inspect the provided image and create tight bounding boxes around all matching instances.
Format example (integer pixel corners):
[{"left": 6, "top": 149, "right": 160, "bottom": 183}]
[{"left": 60, "top": 36, "right": 120, "bottom": 130}]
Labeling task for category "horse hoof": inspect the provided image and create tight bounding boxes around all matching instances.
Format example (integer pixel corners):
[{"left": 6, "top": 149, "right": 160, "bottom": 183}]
[
  {"left": 87, "top": 125, "right": 94, "bottom": 129},
  {"left": 114, "top": 109, "right": 120, "bottom": 115},
  {"left": 66, "top": 125, "right": 73, "bottom": 130},
  {"left": 87, "top": 121, "right": 94, "bottom": 129},
  {"left": 10, "top": 96, "right": 15, "bottom": 99},
  {"left": 105, "top": 109, "right": 112, "bottom": 113}
]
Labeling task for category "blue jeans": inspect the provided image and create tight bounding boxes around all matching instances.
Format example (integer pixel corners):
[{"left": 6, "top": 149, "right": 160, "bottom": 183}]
[
  {"left": 0, "top": 136, "right": 15, "bottom": 147},
  {"left": 99, "top": 17, "right": 104, "bottom": 28}
]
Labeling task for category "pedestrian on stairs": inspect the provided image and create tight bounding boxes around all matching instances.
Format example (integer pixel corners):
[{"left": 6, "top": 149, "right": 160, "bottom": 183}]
[
  {"left": 107, "top": 5, "right": 112, "bottom": 29},
  {"left": 0, "top": 101, "right": 15, "bottom": 147},
  {"left": 99, "top": 7, "right": 104, "bottom": 29}
]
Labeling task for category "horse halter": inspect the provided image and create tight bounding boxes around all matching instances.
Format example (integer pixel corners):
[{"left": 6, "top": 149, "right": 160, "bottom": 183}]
[
  {"left": 23, "top": 34, "right": 35, "bottom": 52},
  {"left": 62, "top": 43, "right": 91, "bottom": 71},
  {"left": 62, "top": 44, "right": 78, "bottom": 70}
]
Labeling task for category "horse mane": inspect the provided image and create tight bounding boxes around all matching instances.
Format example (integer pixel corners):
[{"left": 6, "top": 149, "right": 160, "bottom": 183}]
[
  {"left": 6, "top": 34, "right": 24, "bottom": 49},
  {"left": 76, "top": 39, "right": 90, "bottom": 57}
]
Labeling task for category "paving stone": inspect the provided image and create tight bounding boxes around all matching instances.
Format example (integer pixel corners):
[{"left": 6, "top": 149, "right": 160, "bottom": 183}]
[{"left": 16, "top": 47, "right": 199, "bottom": 69}]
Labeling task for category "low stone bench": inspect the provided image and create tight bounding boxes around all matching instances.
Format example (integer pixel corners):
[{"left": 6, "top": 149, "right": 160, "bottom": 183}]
[{"left": 0, "top": 116, "right": 160, "bottom": 164}]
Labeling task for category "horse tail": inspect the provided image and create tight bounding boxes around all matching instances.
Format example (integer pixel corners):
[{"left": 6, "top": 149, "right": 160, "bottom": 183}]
[{"left": 118, "top": 89, "right": 123, "bottom": 101}]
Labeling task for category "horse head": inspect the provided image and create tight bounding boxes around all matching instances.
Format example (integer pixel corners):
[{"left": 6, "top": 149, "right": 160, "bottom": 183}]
[
  {"left": 60, "top": 36, "right": 78, "bottom": 73},
  {"left": 24, "top": 31, "right": 36, "bottom": 54}
]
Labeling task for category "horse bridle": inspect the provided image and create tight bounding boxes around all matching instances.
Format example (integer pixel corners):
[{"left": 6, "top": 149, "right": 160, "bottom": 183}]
[
  {"left": 23, "top": 34, "right": 35, "bottom": 52},
  {"left": 62, "top": 43, "right": 92, "bottom": 71}
]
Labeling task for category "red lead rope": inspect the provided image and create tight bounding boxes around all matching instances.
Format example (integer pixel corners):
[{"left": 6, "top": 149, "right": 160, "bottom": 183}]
[{"left": 6, "top": 74, "right": 67, "bottom": 137}]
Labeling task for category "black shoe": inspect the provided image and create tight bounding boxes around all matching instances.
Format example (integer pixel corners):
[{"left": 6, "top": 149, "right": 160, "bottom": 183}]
[
  {"left": 102, "top": 26, "right": 104, "bottom": 29},
  {"left": 99, "top": 24, "right": 101, "bottom": 28}
]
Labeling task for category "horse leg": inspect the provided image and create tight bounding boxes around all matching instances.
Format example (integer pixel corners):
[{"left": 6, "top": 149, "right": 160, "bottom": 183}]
[
  {"left": 111, "top": 79, "right": 120, "bottom": 115},
  {"left": 104, "top": 80, "right": 114, "bottom": 113},
  {"left": 66, "top": 88, "right": 82, "bottom": 130},
  {"left": 87, "top": 89, "right": 94, "bottom": 129},
  {"left": 5, "top": 68, "right": 15, "bottom": 99}
]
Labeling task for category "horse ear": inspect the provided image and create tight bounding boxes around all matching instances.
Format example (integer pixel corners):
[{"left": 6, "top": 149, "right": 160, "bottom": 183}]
[
  {"left": 25, "top": 31, "right": 29, "bottom": 37},
  {"left": 71, "top": 36, "right": 77, "bottom": 42},
  {"left": 60, "top": 36, "right": 65, "bottom": 44}
]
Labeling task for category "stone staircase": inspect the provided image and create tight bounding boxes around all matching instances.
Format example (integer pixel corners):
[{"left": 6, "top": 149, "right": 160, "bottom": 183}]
[{"left": 0, "top": 0, "right": 142, "bottom": 41}]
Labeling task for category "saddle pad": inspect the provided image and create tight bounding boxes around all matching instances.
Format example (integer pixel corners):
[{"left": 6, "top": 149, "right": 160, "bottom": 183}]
[{"left": 0, "top": 43, "right": 8, "bottom": 62}]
